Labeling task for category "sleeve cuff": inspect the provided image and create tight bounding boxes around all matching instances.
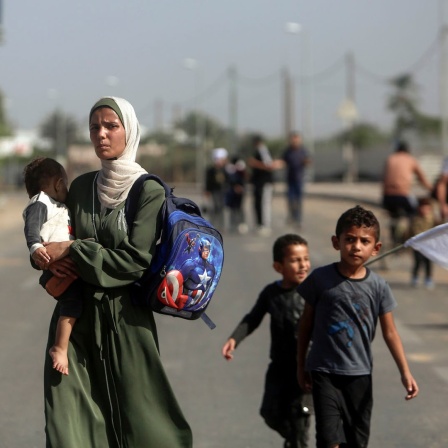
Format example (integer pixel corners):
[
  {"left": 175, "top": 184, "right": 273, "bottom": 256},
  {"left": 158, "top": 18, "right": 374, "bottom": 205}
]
[{"left": 30, "top": 243, "right": 44, "bottom": 255}]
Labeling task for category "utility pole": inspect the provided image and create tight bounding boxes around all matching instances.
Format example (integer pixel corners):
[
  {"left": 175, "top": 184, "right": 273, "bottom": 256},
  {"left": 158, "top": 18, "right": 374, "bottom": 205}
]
[
  {"left": 171, "top": 103, "right": 181, "bottom": 127},
  {"left": 228, "top": 65, "right": 238, "bottom": 153},
  {"left": 282, "top": 67, "right": 295, "bottom": 138},
  {"left": 0, "top": 0, "right": 3, "bottom": 45},
  {"left": 154, "top": 99, "right": 163, "bottom": 131},
  {"left": 346, "top": 52, "right": 356, "bottom": 105},
  {"left": 338, "top": 51, "right": 358, "bottom": 183},
  {"left": 440, "top": 0, "right": 448, "bottom": 157}
]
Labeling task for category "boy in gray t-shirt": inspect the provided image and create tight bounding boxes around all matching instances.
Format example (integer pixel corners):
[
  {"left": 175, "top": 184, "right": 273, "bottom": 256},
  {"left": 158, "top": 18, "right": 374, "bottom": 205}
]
[{"left": 297, "top": 205, "right": 419, "bottom": 448}]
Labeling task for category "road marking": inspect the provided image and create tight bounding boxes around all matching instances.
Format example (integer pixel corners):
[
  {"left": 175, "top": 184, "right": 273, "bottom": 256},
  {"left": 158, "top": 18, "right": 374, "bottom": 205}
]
[{"left": 407, "top": 352, "right": 435, "bottom": 363}]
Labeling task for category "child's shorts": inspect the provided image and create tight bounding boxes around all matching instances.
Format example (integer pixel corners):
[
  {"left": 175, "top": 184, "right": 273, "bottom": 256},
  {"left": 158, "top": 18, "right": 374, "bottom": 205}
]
[
  {"left": 39, "top": 271, "right": 83, "bottom": 319},
  {"left": 311, "top": 371, "right": 372, "bottom": 448}
]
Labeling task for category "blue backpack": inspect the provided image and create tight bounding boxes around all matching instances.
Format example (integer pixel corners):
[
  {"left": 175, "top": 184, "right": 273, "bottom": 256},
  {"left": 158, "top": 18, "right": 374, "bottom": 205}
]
[{"left": 125, "top": 174, "right": 224, "bottom": 329}]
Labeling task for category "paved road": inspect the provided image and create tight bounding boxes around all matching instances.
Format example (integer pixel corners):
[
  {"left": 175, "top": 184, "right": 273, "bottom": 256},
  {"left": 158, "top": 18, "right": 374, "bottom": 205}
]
[{"left": 1, "top": 183, "right": 448, "bottom": 447}]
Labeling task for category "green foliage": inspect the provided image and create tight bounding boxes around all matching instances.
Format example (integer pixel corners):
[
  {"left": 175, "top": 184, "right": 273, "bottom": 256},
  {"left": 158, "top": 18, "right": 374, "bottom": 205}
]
[
  {"left": 415, "top": 113, "right": 441, "bottom": 135},
  {"left": 39, "top": 109, "right": 80, "bottom": 156},
  {"left": 0, "top": 89, "right": 13, "bottom": 137},
  {"left": 174, "top": 111, "right": 230, "bottom": 148},
  {"left": 141, "top": 130, "right": 175, "bottom": 146},
  {"left": 387, "top": 74, "right": 420, "bottom": 138},
  {"left": 336, "top": 122, "right": 389, "bottom": 149}
]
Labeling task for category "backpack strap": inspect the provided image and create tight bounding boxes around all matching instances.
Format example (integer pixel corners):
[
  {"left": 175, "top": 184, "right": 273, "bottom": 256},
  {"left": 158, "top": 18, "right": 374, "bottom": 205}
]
[{"left": 125, "top": 174, "right": 171, "bottom": 232}]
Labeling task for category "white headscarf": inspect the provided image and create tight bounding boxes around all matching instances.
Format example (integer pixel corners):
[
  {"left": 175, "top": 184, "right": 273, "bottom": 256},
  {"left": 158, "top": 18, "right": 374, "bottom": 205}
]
[{"left": 91, "top": 96, "right": 147, "bottom": 209}]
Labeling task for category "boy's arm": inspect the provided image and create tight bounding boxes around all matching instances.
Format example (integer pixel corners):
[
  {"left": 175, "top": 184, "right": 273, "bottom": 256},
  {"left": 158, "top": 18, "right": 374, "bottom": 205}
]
[
  {"left": 297, "top": 302, "right": 314, "bottom": 392},
  {"left": 222, "top": 288, "right": 273, "bottom": 361},
  {"left": 380, "top": 311, "right": 419, "bottom": 400}
]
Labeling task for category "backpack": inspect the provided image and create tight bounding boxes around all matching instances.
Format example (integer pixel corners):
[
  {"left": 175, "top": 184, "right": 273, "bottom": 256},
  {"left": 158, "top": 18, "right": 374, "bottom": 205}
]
[{"left": 125, "top": 174, "right": 224, "bottom": 330}]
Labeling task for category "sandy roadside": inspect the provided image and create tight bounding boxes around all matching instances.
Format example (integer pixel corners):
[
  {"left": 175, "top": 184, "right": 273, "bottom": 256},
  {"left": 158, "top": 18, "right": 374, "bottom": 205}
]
[{"left": 0, "top": 192, "right": 28, "bottom": 233}]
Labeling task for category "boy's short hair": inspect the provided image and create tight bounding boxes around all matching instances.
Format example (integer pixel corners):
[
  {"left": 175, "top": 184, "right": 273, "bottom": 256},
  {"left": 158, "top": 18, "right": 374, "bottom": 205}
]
[
  {"left": 23, "top": 157, "right": 65, "bottom": 198},
  {"left": 273, "top": 234, "right": 308, "bottom": 263},
  {"left": 335, "top": 205, "right": 380, "bottom": 241}
]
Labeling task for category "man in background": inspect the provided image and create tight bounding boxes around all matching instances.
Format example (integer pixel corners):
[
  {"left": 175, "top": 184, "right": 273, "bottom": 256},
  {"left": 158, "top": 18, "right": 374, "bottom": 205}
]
[
  {"left": 278, "top": 132, "right": 311, "bottom": 229},
  {"left": 382, "top": 140, "right": 432, "bottom": 246}
]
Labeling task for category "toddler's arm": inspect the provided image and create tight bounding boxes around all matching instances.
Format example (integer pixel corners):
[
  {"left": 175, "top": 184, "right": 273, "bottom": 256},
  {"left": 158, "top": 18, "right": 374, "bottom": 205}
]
[
  {"left": 32, "top": 246, "right": 51, "bottom": 265},
  {"left": 380, "top": 312, "right": 419, "bottom": 400},
  {"left": 222, "top": 338, "right": 236, "bottom": 361}
]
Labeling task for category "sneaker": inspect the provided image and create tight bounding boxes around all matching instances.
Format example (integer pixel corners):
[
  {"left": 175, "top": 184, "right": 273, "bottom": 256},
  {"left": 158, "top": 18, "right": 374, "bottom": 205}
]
[
  {"left": 237, "top": 223, "right": 249, "bottom": 235},
  {"left": 425, "top": 279, "right": 435, "bottom": 290},
  {"left": 257, "top": 226, "right": 272, "bottom": 237}
]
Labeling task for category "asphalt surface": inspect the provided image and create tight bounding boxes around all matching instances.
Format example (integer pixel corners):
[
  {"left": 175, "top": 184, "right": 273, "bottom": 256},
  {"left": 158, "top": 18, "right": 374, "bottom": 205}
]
[{"left": 1, "top": 182, "right": 448, "bottom": 448}]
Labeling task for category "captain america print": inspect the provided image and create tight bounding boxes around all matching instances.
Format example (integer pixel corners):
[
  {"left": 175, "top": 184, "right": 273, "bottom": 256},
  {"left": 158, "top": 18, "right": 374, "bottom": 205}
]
[{"left": 157, "top": 233, "right": 223, "bottom": 311}]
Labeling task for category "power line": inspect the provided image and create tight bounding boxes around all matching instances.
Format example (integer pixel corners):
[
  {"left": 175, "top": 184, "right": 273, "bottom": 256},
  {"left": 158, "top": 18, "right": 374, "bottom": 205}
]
[
  {"left": 356, "top": 32, "right": 440, "bottom": 85},
  {"left": 237, "top": 70, "right": 280, "bottom": 86},
  {"left": 291, "top": 57, "right": 345, "bottom": 85},
  {"left": 137, "top": 70, "right": 228, "bottom": 117}
]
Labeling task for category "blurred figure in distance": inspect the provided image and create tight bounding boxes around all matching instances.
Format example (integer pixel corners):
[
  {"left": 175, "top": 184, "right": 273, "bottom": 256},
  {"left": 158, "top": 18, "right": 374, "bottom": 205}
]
[{"left": 205, "top": 148, "right": 229, "bottom": 232}]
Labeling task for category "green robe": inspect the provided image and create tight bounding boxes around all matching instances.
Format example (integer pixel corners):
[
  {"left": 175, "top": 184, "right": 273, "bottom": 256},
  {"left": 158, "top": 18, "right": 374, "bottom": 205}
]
[{"left": 44, "top": 171, "right": 193, "bottom": 448}]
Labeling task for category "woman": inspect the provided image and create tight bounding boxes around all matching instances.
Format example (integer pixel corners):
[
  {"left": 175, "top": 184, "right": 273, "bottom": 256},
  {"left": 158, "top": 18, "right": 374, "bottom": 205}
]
[{"left": 41, "top": 97, "right": 192, "bottom": 447}]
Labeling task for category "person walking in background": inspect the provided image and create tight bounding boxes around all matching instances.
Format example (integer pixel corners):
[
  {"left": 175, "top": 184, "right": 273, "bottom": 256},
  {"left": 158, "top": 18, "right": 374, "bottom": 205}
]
[
  {"left": 225, "top": 155, "right": 248, "bottom": 234},
  {"left": 222, "top": 234, "right": 313, "bottom": 448},
  {"left": 433, "top": 156, "right": 448, "bottom": 222},
  {"left": 205, "top": 147, "right": 229, "bottom": 231},
  {"left": 410, "top": 196, "right": 437, "bottom": 289},
  {"left": 297, "top": 205, "right": 419, "bottom": 448},
  {"left": 36, "top": 97, "right": 192, "bottom": 447},
  {"left": 248, "top": 135, "right": 275, "bottom": 236},
  {"left": 382, "top": 140, "right": 432, "bottom": 247},
  {"left": 277, "top": 132, "right": 311, "bottom": 229}
]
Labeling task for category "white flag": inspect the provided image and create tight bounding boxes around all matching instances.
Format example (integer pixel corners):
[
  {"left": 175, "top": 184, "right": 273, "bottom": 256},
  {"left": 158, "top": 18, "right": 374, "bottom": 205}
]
[{"left": 404, "top": 222, "right": 448, "bottom": 269}]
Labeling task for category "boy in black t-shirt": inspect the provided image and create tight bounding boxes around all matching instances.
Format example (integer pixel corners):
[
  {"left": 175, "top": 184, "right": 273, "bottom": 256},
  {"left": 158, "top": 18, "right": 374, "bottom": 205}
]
[{"left": 222, "top": 234, "right": 312, "bottom": 448}]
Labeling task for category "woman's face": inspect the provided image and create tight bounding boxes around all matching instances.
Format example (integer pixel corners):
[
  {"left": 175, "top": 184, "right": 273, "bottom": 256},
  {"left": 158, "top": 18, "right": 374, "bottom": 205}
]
[{"left": 89, "top": 107, "right": 126, "bottom": 160}]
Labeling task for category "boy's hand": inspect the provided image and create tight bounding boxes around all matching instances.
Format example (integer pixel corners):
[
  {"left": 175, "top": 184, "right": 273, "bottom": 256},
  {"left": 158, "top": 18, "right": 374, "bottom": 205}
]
[
  {"left": 222, "top": 338, "right": 236, "bottom": 361},
  {"left": 297, "top": 368, "right": 313, "bottom": 393},
  {"left": 32, "top": 247, "right": 51, "bottom": 266},
  {"left": 402, "top": 374, "right": 419, "bottom": 400}
]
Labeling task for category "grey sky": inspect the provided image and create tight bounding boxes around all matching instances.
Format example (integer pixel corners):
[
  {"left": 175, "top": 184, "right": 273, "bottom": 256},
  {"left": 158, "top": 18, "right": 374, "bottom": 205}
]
[{"left": 0, "top": 0, "right": 443, "bottom": 139}]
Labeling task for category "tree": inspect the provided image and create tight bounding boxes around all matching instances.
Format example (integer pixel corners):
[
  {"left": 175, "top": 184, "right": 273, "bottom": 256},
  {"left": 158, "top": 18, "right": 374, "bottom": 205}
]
[
  {"left": 387, "top": 74, "right": 420, "bottom": 138},
  {"left": 174, "top": 111, "right": 229, "bottom": 148},
  {"left": 336, "top": 122, "right": 388, "bottom": 149},
  {"left": 0, "top": 89, "right": 13, "bottom": 137},
  {"left": 39, "top": 109, "right": 80, "bottom": 156},
  {"left": 387, "top": 73, "right": 443, "bottom": 139}
]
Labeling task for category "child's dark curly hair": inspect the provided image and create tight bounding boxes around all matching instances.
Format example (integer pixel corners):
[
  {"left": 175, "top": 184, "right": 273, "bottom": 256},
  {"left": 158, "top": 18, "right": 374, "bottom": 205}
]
[
  {"left": 23, "top": 157, "right": 65, "bottom": 198},
  {"left": 335, "top": 205, "right": 380, "bottom": 241},
  {"left": 273, "top": 233, "right": 308, "bottom": 263}
]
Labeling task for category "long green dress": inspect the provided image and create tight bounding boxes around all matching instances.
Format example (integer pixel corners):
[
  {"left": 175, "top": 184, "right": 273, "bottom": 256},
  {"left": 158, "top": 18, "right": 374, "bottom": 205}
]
[{"left": 44, "top": 171, "right": 193, "bottom": 448}]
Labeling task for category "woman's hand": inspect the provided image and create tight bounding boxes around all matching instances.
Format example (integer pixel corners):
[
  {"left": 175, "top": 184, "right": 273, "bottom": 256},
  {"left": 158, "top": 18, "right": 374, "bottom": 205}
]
[
  {"left": 43, "top": 241, "right": 74, "bottom": 263},
  {"left": 48, "top": 257, "right": 78, "bottom": 278}
]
